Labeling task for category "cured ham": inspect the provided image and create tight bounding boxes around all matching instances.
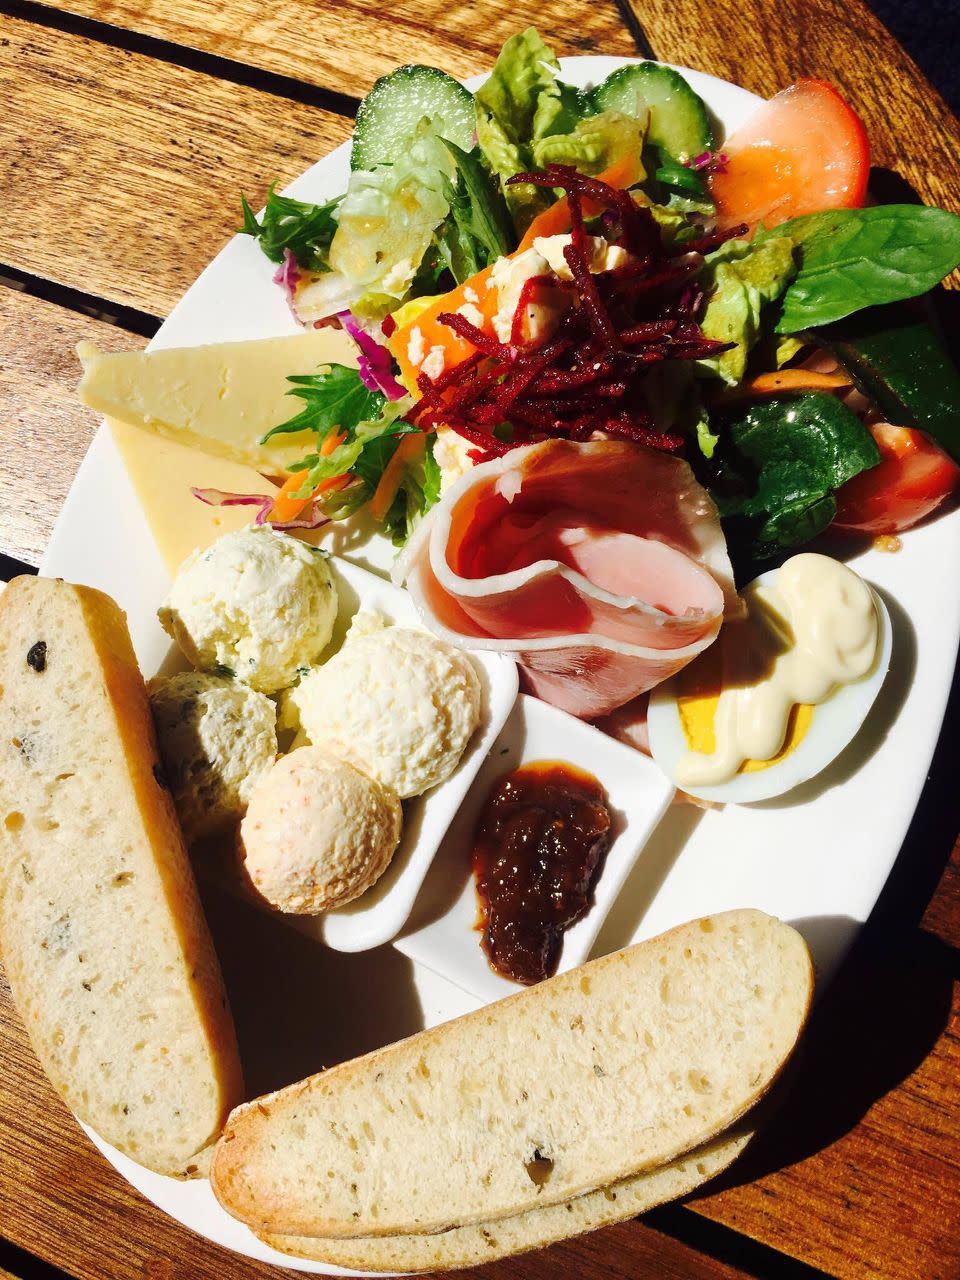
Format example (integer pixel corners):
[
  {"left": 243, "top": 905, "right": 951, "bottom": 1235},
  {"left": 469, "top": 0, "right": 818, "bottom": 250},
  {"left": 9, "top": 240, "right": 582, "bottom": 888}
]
[{"left": 398, "top": 439, "right": 739, "bottom": 718}]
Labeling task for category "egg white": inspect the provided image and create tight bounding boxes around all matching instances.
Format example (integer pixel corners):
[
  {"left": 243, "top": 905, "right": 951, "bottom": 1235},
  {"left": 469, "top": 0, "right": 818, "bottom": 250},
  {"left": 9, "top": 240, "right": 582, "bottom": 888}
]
[{"left": 647, "top": 568, "right": 893, "bottom": 805}]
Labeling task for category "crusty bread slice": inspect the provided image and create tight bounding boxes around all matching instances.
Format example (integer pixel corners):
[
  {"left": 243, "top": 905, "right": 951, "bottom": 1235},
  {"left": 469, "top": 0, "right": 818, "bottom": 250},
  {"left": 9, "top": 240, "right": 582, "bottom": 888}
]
[
  {"left": 0, "top": 577, "right": 244, "bottom": 1175},
  {"left": 212, "top": 910, "right": 811, "bottom": 1237},
  {"left": 261, "top": 1127, "right": 751, "bottom": 1271}
]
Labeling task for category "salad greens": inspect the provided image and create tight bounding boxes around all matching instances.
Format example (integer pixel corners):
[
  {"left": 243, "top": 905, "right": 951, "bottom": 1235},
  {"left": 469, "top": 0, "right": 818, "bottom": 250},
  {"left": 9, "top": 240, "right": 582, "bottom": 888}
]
[
  {"left": 699, "top": 237, "right": 797, "bottom": 384},
  {"left": 716, "top": 393, "right": 881, "bottom": 548},
  {"left": 240, "top": 187, "right": 340, "bottom": 273},
  {"left": 760, "top": 205, "right": 960, "bottom": 332},
  {"left": 436, "top": 141, "right": 514, "bottom": 284},
  {"left": 234, "top": 27, "right": 960, "bottom": 555},
  {"left": 261, "top": 364, "right": 384, "bottom": 447},
  {"left": 474, "top": 28, "right": 583, "bottom": 228}
]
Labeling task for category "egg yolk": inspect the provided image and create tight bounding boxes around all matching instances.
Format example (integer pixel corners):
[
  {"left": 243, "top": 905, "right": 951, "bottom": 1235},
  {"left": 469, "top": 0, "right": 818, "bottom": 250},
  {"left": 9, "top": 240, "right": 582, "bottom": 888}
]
[{"left": 676, "top": 646, "right": 814, "bottom": 773}]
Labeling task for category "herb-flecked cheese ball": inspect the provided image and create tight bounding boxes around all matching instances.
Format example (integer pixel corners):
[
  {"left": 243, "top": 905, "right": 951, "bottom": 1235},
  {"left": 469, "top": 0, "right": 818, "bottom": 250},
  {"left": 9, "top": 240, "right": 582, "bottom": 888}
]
[
  {"left": 239, "top": 746, "right": 402, "bottom": 913},
  {"left": 148, "top": 671, "right": 277, "bottom": 843},
  {"left": 285, "top": 627, "right": 482, "bottom": 798},
  {"left": 158, "top": 526, "right": 338, "bottom": 693}
]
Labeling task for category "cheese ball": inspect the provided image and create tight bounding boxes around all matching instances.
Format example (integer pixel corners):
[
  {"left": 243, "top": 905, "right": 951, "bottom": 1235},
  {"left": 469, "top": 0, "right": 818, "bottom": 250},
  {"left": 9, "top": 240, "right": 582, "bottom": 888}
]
[
  {"left": 148, "top": 671, "right": 277, "bottom": 843},
  {"left": 285, "top": 627, "right": 482, "bottom": 798},
  {"left": 239, "top": 746, "right": 402, "bottom": 913},
  {"left": 158, "top": 526, "right": 338, "bottom": 693}
]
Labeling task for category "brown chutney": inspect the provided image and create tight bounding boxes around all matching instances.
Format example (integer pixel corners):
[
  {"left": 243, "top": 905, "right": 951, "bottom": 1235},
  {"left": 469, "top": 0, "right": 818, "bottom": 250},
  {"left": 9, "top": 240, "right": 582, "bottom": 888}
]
[{"left": 471, "top": 760, "right": 612, "bottom": 984}]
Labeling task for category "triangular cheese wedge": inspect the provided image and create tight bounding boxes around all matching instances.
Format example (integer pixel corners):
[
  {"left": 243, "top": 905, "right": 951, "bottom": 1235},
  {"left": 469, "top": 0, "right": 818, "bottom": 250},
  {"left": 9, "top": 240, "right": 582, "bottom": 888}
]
[{"left": 78, "top": 329, "right": 358, "bottom": 474}]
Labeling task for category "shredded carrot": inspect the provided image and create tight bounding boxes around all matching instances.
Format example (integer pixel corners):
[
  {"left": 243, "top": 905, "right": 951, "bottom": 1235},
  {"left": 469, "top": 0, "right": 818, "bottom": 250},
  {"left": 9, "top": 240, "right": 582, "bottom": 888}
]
[
  {"left": 369, "top": 434, "right": 425, "bottom": 522},
  {"left": 269, "top": 440, "right": 349, "bottom": 523},
  {"left": 720, "top": 369, "right": 854, "bottom": 401}
]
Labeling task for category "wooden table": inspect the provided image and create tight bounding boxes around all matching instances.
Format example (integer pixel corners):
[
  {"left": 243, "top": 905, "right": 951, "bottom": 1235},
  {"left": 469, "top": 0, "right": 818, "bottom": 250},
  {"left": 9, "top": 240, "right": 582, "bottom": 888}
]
[{"left": 1, "top": 2, "right": 958, "bottom": 1277}]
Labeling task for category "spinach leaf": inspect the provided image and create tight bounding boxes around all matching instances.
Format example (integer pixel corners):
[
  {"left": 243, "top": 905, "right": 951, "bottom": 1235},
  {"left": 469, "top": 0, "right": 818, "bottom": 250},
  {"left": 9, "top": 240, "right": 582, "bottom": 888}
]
[
  {"left": 240, "top": 187, "right": 341, "bottom": 273},
  {"left": 435, "top": 142, "right": 515, "bottom": 283},
  {"left": 716, "top": 392, "right": 881, "bottom": 547},
  {"left": 260, "top": 365, "right": 385, "bottom": 445},
  {"left": 759, "top": 205, "right": 960, "bottom": 333}
]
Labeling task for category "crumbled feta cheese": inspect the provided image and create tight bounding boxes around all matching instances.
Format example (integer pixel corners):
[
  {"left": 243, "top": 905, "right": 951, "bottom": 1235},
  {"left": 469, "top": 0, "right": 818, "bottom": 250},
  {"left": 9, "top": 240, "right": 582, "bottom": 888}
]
[
  {"left": 489, "top": 248, "right": 569, "bottom": 344},
  {"left": 433, "top": 426, "right": 478, "bottom": 492},
  {"left": 380, "top": 256, "right": 416, "bottom": 296},
  {"left": 532, "top": 234, "right": 633, "bottom": 281},
  {"left": 463, "top": 287, "right": 480, "bottom": 304},
  {"left": 421, "top": 345, "right": 446, "bottom": 380},
  {"left": 455, "top": 302, "right": 485, "bottom": 329},
  {"left": 406, "top": 325, "right": 426, "bottom": 368}
]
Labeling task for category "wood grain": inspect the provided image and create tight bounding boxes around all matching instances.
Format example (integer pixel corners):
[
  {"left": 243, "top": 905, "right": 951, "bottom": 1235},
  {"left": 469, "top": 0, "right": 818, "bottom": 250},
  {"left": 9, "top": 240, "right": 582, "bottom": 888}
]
[
  {"left": 0, "top": 288, "right": 143, "bottom": 566},
  {"left": 624, "top": 0, "right": 960, "bottom": 232},
  {"left": 29, "top": 0, "right": 636, "bottom": 98},
  {"left": 0, "top": 14, "right": 351, "bottom": 316}
]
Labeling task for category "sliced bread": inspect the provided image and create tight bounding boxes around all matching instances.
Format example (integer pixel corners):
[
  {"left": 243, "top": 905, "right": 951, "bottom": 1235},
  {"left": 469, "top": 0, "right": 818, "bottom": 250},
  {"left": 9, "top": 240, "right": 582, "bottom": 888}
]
[
  {"left": 212, "top": 909, "right": 812, "bottom": 1237},
  {"left": 0, "top": 576, "right": 244, "bottom": 1175},
  {"left": 260, "top": 1127, "right": 751, "bottom": 1271}
]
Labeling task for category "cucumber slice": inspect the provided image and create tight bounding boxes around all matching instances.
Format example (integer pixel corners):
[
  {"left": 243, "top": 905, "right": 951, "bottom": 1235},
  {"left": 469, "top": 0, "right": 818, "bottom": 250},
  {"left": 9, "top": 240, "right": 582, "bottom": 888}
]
[
  {"left": 352, "top": 65, "right": 476, "bottom": 171},
  {"left": 589, "top": 64, "right": 714, "bottom": 162}
]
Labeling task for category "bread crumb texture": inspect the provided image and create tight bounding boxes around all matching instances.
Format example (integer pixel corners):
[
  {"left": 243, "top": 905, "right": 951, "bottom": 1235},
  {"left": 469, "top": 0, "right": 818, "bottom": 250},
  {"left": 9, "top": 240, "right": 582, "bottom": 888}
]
[
  {"left": 0, "top": 577, "right": 244, "bottom": 1175},
  {"left": 212, "top": 909, "right": 812, "bottom": 1238}
]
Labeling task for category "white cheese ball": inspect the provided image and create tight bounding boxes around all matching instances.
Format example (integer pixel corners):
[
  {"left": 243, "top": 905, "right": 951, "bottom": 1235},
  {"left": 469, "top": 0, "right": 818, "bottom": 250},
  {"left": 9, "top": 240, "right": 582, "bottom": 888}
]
[
  {"left": 240, "top": 746, "right": 402, "bottom": 913},
  {"left": 158, "top": 526, "right": 338, "bottom": 693},
  {"left": 286, "top": 627, "right": 482, "bottom": 798},
  {"left": 148, "top": 671, "right": 277, "bottom": 843}
]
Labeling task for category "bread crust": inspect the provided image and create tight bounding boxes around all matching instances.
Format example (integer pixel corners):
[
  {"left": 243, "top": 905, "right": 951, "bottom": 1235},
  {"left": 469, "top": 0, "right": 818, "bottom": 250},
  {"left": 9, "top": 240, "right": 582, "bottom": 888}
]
[
  {"left": 0, "top": 576, "right": 244, "bottom": 1175},
  {"left": 212, "top": 909, "right": 812, "bottom": 1237}
]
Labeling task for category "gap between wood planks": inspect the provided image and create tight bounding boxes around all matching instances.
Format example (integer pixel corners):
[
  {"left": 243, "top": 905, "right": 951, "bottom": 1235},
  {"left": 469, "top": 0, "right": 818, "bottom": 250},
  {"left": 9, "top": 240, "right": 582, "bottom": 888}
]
[{"left": 0, "top": 0, "right": 361, "bottom": 117}]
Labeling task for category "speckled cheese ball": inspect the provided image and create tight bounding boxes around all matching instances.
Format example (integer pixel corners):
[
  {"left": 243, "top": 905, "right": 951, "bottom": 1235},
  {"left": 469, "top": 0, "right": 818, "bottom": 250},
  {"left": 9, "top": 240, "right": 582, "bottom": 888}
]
[
  {"left": 285, "top": 627, "right": 482, "bottom": 799},
  {"left": 239, "top": 746, "right": 402, "bottom": 913},
  {"left": 157, "top": 526, "right": 338, "bottom": 693},
  {"left": 148, "top": 671, "right": 277, "bottom": 843}
]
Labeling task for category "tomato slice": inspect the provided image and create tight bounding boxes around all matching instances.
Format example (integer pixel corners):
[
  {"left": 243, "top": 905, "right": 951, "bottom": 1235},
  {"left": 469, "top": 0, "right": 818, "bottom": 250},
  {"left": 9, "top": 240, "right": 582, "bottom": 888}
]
[
  {"left": 833, "top": 421, "right": 959, "bottom": 535},
  {"left": 711, "top": 79, "right": 870, "bottom": 230}
]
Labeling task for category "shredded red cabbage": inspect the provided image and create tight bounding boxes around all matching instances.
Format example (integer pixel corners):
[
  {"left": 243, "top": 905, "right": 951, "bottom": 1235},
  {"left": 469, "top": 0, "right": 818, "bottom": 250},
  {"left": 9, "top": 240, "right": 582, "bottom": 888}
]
[
  {"left": 273, "top": 249, "right": 303, "bottom": 325},
  {"left": 408, "top": 165, "right": 737, "bottom": 462},
  {"left": 339, "top": 311, "right": 407, "bottom": 400},
  {"left": 688, "top": 151, "right": 729, "bottom": 174},
  {"left": 190, "top": 487, "right": 331, "bottom": 531}
]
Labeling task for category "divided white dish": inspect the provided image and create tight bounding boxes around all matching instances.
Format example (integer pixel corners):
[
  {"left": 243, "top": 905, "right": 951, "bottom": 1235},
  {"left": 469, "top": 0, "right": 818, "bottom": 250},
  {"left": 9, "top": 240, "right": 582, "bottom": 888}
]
[
  {"left": 38, "top": 57, "right": 960, "bottom": 1277},
  {"left": 397, "top": 693, "right": 675, "bottom": 1002}
]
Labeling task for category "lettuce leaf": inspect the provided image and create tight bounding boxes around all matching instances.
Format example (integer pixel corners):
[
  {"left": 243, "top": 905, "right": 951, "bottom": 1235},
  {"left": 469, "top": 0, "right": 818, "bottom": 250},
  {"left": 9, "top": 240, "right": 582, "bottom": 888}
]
[
  {"left": 531, "top": 111, "right": 645, "bottom": 177},
  {"left": 475, "top": 27, "right": 583, "bottom": 230},
  {"left": 698, "top": 236, "right": 797, "bottom": 385}
]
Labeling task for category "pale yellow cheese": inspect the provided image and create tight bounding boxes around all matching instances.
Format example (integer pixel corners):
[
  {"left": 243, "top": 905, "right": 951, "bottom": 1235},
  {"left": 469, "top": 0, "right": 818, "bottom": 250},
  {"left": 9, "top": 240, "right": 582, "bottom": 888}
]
[
  {"left": 109, "top": 418, "right": 277, "bottom": 573},
  {"left": 79, "top": 329, "right": 358, "bottom": 474}
]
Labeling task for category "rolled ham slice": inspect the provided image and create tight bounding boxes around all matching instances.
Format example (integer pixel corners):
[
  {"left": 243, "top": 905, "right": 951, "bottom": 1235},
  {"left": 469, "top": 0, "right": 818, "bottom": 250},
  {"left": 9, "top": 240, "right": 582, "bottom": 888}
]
[{"left": 398, "top": 439, "right": 739, "bottom": 718}]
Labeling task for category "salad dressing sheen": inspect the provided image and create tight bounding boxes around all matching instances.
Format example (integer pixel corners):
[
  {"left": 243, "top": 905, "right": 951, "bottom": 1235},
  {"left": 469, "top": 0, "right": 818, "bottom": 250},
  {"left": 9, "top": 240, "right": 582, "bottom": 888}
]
[{"left": 677, "top": 554, "right": 879, "bottom": 786}]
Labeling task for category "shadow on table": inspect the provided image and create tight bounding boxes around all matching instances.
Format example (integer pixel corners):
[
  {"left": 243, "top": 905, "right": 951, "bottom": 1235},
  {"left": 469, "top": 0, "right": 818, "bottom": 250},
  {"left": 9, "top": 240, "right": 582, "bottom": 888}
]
[
  {"left": 201, "top": 887, "right": 425, "bottom": 1101},
  {"left": 685, "top": 655, "right": 960, "bottom": 1193}
]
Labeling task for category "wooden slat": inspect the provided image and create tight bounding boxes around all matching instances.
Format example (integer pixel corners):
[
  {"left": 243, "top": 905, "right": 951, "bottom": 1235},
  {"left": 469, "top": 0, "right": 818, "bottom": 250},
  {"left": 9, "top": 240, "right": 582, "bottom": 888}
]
[
  {"left": 623, "top": 0, "right": 960, "bottom": 226},
  {"left": 0, "top": 288, "right": 143, "bottom": 567},
  {"left": 0, "top": 14, "right": 351, "bottom": 315},
  {"left": 30, "top": 0, "right": 636, "bottom": 99},
  {"left": 0, "top": 888, "right": 740, "bottom": 1280}
]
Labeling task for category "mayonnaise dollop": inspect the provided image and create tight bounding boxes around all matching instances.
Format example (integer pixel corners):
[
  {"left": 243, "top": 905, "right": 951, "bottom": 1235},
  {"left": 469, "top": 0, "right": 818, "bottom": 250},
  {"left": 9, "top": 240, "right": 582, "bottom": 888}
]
[{"left": 676, "top": 553, "right": 879, "bottom": 787}]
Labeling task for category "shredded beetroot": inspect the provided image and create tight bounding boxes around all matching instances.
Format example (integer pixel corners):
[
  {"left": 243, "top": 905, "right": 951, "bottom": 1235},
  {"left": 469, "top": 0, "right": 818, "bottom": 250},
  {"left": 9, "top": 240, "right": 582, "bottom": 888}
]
[{"left": 416, "top": 166, "right": 734, "bottom": 459}]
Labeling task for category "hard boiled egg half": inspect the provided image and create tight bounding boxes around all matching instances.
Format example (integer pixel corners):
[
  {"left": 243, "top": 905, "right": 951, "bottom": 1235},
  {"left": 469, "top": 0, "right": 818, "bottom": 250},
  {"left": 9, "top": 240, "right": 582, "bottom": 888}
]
[{"left": 648, "top": 553, "right": 892, "bottom": 804}]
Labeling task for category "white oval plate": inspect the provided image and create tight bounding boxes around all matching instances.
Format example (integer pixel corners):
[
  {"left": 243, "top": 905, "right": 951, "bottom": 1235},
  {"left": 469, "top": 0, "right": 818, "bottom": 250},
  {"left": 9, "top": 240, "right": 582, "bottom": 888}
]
[{"left": 41, "top": 57, "right": 960, "bottom": 1275}]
